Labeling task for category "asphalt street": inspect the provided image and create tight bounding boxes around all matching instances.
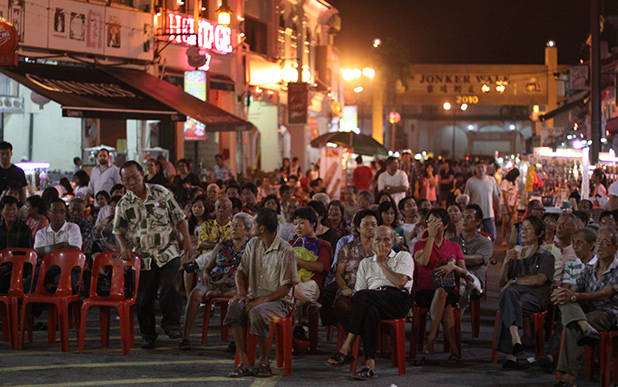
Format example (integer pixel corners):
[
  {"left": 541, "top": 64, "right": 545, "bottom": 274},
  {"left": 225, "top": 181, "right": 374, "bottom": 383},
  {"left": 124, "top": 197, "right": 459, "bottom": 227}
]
[{"left": 0, "top": 250, "right": 600, "bottom": 387}]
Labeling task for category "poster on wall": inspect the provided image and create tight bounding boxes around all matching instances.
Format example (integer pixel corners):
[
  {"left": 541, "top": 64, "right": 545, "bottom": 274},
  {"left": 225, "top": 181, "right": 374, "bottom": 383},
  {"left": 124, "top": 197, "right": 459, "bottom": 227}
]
[
  {"left": 52, "top": 8, "right": 67, "bottom": 37},
  {"left": 183, "top": 70, "right": 207, "bottom": 141},
  {"left": 104, "top": 6, "right": 152, "bottom": 61},
  {"left": 0, "top": 0, "right": 47, "bottom": 48}
]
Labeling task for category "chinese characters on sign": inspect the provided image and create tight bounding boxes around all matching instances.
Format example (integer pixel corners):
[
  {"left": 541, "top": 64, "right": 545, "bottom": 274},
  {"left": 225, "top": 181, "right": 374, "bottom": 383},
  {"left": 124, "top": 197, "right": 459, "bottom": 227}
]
[{"left": 287, "top": 82, "right": 308, "bottom": 125}]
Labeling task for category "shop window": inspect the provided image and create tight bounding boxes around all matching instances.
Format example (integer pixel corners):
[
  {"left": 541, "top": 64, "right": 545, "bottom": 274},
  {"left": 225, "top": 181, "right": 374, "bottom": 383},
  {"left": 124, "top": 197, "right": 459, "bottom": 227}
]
[
  {"left": 278, "top": 14, "right": 286, "bottom": 59},
  {"left": 245, "top": 16, "right": 268, "bottom": 56}
]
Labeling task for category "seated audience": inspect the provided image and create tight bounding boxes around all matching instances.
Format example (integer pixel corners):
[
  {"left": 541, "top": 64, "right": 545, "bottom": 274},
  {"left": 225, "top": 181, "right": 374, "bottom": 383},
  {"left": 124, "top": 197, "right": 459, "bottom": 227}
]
[
  {"left": 327, "top": 226, "right": 413, "bottom": 380},
  {"left": 551, "top": 226, "right": 618, "bottom": 386},
  {"left": 225, "top": 208, "right": 297, "bottom": 378},
  {"left": 179, "top": 212, "right": 253, "bottom": 350},
  {"left": 496, "top": 216, "right": 554, "bottom": 369}
]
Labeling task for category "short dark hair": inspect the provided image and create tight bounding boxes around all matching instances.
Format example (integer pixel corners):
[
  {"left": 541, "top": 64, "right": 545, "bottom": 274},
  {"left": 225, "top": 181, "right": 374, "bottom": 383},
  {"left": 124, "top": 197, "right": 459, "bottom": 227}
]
[
  {"left": 42, "top": 187, "right": 59, "bottom": 204},
  {"left": 215, "top": 154, "right": 223, "bottom": 159},
  {"left": 73, "top": 157, "right": 81, "bottom": 165},
  {"left": 109, "top": 195, "right": 123, "bottom": 205},
  {"left": 95, "top": 190, "right": 111, "bottom": 202},
  {"left": 241, "top": 183, "right": 258, "bottom": 196},
  {"left": 505, "top": 168, "right": 520, "bottom": 182},
  {"left": 73, "top": 170, "right": 90, "bottom": 187},
  {"left": 386, "top": 156, "right": 397, "bottom": 166},
  {"left": 377, "top": 201, "right": 398, "bottom": 227},
  {"left": 97, "top": 148, "right": 110, "bottom": 156},
  {"left": 230, "top": 197, "right": 242, "bottom": 211},
  {"left": 542, "top": 212, "right": 559, "bottom": 222},
  {"left": 428, "top": 208, "right": 450, "bottom": 227},
  {"left": 27, "top": 195, "right": 47, "bottom": 214},
  {"left": 398, "top": 196, "right": 415, "bottom": 212},
  {"left": 288, "top": 175, "right": 298, "bottom": 182},
  {"left": 355, "top": 155, "right": 363, "bottom": 164},
  {"left": 600, "top": 210, "right": 615, "bottom": 222},
  {"left": 575, "top": 227, "right": 597, "bottom": 244},
  {"left": 120, "top": 160, "right": 144, "bottom": 175},
  {"left": 261, "top": 194, "right": 281, "bottom": 214},
  {"left": 522, "top": 216, "right": 545, "bottom": 245},
  {"left": 353, "top": 209, "right": 377, "bottom": 229},
  {"left": 226, "top": 183, "right": 240, "bottom": 193},
  {"left": 292, "top": 207, "right": 318, "bottom": 230},
  {"left": 465, "top": 204, "right": 484, "bottom": 221},
  {"left": 307, "top": 200, "right": 327, "bottom": 220},
  {"left": 255, "top": 207, "right": 278, "bottom": 233},
  {"left": 0, "top": 195, "right": 19, "bottom": 210},
  {"left": 0, "top": 141, "right": 12, "bottom": 151},
  {"left": 573, "top": 210, "right": 589, "bottom": 224},
  {"left": 279, "top": 184, "right": 291, "bottom": 195},
  {"left": 49, "top": 197, "right": 67, "bottom": 212},
  {"left": 111, "top": 184, "right": 125, "bottom": 193}
]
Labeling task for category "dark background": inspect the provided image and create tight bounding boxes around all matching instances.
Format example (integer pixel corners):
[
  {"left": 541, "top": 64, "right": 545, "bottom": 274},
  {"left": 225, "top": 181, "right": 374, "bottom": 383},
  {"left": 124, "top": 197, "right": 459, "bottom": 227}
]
[{"left": 329, "top": 0, "right": 603, "bottom": 65}]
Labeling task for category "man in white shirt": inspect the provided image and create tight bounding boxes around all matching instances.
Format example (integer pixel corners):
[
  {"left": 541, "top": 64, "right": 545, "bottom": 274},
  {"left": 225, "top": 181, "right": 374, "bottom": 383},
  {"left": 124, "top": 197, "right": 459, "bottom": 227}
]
[
  {"left": 87, "top": 149, "right": 122, "bottom": 203},
  {"left": 464, "top": 163, "right": 500, "bottom": 241},
  {"left": 326, "top": 225, "right": 413, "bottom": 379},
  {"left": 33, "top": 198, "right": 82, "bottom": 292},
  {"left": 377, "top": 157, "right": 409, "bottom": 205}
]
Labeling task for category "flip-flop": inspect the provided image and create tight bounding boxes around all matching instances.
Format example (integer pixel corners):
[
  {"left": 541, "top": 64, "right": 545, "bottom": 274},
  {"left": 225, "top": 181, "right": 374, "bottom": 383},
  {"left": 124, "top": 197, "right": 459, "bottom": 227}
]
[
  {"left": 253, "top": 363, "right": 273, "bottom": 378},
  {"left": 228, "top": 365, "right": 254, "bottom": 378},
  {"left": 351, "top": 367, "right": 376, "bottom": 380},
  {"left": 327, "top": 351, "right": 354, "bottom": 366}
]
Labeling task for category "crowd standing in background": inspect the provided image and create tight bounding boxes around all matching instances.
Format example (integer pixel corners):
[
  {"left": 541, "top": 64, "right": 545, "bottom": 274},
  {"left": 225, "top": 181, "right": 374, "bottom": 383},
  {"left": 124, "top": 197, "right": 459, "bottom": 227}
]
[{"left": 1, "top": 140, "right": 618, "bottom": 383}]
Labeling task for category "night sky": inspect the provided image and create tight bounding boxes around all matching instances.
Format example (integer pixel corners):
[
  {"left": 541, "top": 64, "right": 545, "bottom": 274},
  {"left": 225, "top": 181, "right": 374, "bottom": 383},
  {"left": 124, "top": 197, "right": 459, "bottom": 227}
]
[{"left": 329, "top": 0, "right": 593, "bottom": 66}]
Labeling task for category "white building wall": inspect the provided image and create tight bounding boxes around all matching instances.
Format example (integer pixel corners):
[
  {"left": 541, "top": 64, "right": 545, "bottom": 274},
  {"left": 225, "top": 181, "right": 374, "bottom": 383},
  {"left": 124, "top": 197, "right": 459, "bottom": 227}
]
[{"left": 4, "top": 84, "right": 81, "bottom": 172}]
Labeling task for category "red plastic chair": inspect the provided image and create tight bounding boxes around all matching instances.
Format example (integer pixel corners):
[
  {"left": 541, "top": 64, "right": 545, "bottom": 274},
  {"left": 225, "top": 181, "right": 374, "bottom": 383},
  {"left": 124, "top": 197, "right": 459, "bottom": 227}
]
[
  {"left": 584, "top": 330, "right": 618, "bottom": 387},
  {"left": 234, "top": 314, "right": 294, "bottom": 375},
  {"left": 201, "top": 297, "right": 230, "bottom": 345},
  {"left": 78, "top": 252, "right": 140, "bottom": 355},
  {"left": 410, "top": 303, "right": 461, "bottom": 359},
  {"left": 491, "top": 310, "right": 547, "bottom": 362},
  {"left": 350, "top": 318, "right": 406, "bottom": 375},
  {"left": 0, "top": 248, "right": 37, "bottom": 349},
  {"left": 18, "top": 249, "right": 86, "bottom": 352}
]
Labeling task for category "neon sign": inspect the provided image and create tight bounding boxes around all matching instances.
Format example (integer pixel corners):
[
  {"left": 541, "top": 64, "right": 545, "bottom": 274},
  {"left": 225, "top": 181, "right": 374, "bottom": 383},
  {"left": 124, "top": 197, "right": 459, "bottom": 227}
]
[{"left": 167, "top": 12, "right": 232, "bottom": 55}]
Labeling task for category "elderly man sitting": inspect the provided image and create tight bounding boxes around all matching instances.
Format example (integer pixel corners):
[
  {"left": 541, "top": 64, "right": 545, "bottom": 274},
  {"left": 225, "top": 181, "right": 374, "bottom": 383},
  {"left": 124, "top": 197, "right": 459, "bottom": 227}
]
[
  {"left": 326, "top": 225, "right": 414, "bottom": 380},
  {"left": 551, "top": 226, "right": 618, "bottom": 387}
]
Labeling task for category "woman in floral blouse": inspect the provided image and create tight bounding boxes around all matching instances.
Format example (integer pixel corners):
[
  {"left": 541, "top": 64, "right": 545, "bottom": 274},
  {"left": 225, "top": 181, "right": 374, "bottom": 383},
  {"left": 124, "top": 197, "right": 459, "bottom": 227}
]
[{"left": 179, "top": 212, "right": 254, "bottom": 350}]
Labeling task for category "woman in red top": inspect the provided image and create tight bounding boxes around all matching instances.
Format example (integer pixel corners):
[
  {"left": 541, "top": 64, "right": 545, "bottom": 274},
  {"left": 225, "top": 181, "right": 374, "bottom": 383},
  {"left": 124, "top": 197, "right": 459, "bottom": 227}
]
[{"left": 413, "top": 208, "right": 466, "bottom": 362}]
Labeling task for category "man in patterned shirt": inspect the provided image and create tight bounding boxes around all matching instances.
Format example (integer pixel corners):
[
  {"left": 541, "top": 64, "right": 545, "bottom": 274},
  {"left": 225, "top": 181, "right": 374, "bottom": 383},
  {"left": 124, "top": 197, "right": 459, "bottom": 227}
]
[
  {"left": 551, "top": 226, "right": 618, "bottom": 385},
  {"left": 113, "top": 160, "right": 193, "bottom": 349}
]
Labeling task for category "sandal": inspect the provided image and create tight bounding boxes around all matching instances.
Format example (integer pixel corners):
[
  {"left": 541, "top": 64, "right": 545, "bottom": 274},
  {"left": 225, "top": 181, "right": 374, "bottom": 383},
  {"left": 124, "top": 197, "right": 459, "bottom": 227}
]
[
  {"left": 327, "top": 351, "right": 354, "bottom": 366},
  {"left": 178, "top": 339, "right": 191, "bottom": 351},
  {"left": 253, "top": 363, "right": 273, "bottom": 378},
  {"left": 352, "top": 367, "right": 376, "bottom": 380},
  {"left": 447, "top": 353, "right": 461, "bottom": 364},
  {"left": 423, "top": 340, "right": 434, "bottom": 355},
  {"left": 228, "top": 365, "right": 254, "bottom": 378}
]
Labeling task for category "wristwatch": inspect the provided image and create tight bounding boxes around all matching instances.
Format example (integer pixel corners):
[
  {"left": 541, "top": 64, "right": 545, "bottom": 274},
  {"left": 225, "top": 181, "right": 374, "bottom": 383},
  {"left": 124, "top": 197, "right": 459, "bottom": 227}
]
[{"left": 570, "top": 294, "right": 577, "bottom": 303}]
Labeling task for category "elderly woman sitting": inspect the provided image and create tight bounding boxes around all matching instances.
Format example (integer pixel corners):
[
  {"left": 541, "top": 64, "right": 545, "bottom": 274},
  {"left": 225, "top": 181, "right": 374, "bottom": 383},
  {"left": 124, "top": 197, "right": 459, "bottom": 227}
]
[
  {"left": 496, "top": 216, "right": 555, "bottom": 369},
  {"left": 179, "top": 212, "right": 254, "bottom": 350}
]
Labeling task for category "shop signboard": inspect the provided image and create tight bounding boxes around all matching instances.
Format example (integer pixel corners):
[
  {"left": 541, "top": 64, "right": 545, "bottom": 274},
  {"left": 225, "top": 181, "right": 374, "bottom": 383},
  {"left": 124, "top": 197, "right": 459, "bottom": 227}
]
[
  {"left": 340, "top": 105, "right": 358, "bottom": 132},
  {"left": 287, "top": 82, "right": 308, "bottom": 125},
  {"left": 0, "top": 0, "right": 153, "bottom": 61},
  {"left": 183, "top": 70, "right": 207, "bottom": 141},
  {"left": 399, "top": 64, "right": 551, "bottom": 106}
]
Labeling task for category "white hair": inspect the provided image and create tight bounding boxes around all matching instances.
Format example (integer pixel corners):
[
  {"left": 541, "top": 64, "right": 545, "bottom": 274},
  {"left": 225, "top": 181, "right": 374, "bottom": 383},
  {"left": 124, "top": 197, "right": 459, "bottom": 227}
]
[
  {"left": 233, "top": 212, "right": 254, "bottom": 231},
  {"left": 312, "top": 192, "right": 330, "bottom": 207}
]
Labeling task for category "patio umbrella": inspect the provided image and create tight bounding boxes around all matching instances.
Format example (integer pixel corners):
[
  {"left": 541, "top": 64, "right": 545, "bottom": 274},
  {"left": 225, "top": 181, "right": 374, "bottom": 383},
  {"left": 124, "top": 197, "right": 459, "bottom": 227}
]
[{"left": 310, "top": 131, "right": 388, "bottom": 156}]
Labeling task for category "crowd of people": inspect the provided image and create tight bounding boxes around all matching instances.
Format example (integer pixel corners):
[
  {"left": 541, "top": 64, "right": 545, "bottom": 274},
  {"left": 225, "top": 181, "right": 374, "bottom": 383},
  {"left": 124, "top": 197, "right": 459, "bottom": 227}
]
[{"left": 1, "top": 141, "right": 617, "bottom": 385}]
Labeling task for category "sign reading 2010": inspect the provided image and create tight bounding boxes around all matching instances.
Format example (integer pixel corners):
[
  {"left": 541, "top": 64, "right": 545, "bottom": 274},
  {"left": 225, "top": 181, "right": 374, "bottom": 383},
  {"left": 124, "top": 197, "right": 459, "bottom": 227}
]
[{"left": 456, "top": 95, "right": 479, "bottom": 104}]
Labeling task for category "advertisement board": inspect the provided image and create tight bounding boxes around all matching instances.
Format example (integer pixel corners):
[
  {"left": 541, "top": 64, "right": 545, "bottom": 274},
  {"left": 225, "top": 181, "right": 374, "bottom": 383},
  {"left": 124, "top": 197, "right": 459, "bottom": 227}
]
[{"left": 184, "top": 70, "right": 207, "bottom": 141}]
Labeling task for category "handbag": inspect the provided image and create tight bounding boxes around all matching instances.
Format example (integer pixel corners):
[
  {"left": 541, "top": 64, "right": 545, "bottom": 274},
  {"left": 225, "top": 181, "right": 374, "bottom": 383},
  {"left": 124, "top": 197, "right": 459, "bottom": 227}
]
[{"left": 432, "top": 268, "right": 456, "bottom": 289}]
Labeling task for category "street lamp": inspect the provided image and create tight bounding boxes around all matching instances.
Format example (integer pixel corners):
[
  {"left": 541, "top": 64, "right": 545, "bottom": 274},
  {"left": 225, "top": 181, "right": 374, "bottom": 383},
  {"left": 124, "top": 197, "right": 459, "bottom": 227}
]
[
  {"left": 216, "top": 0, "right": 232, "bottom": 26},
  {"left": 443, "top": 101, "right": 452, "bottom": 111},
  {"left": 372, "top": 38, "right": 382, "bottom": 48},
  {"left": 443, "top": 102, "right": 468, "bottom": 158}
]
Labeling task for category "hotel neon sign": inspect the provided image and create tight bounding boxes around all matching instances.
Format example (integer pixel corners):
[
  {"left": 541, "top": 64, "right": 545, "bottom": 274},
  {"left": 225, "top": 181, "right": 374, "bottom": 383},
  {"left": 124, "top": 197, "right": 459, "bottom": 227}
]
[{"left": 167, "top": 12, "right": 233, "bottom": 55}]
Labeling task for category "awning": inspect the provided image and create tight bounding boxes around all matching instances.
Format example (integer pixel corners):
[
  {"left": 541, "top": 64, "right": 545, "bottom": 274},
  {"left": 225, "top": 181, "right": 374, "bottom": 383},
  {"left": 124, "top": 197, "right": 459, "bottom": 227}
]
[
  {"left": 105, "top": 68, "right": 254, "bottom": 132},
  {"left": 0, "top": 62, "right": 254, "bottom": 132},
  {"left": 0, "top": 62, "right": 184, "bottom": 121},
  {"left": 539, "top": 91, "right": 589, "bottom": 121}
]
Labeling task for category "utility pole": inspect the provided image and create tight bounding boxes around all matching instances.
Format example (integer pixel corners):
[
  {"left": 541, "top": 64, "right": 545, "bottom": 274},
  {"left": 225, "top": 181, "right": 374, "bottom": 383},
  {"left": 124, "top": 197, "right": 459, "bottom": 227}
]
[{"left": 590, "top": 0, "right": 601, "bottom": 164}]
